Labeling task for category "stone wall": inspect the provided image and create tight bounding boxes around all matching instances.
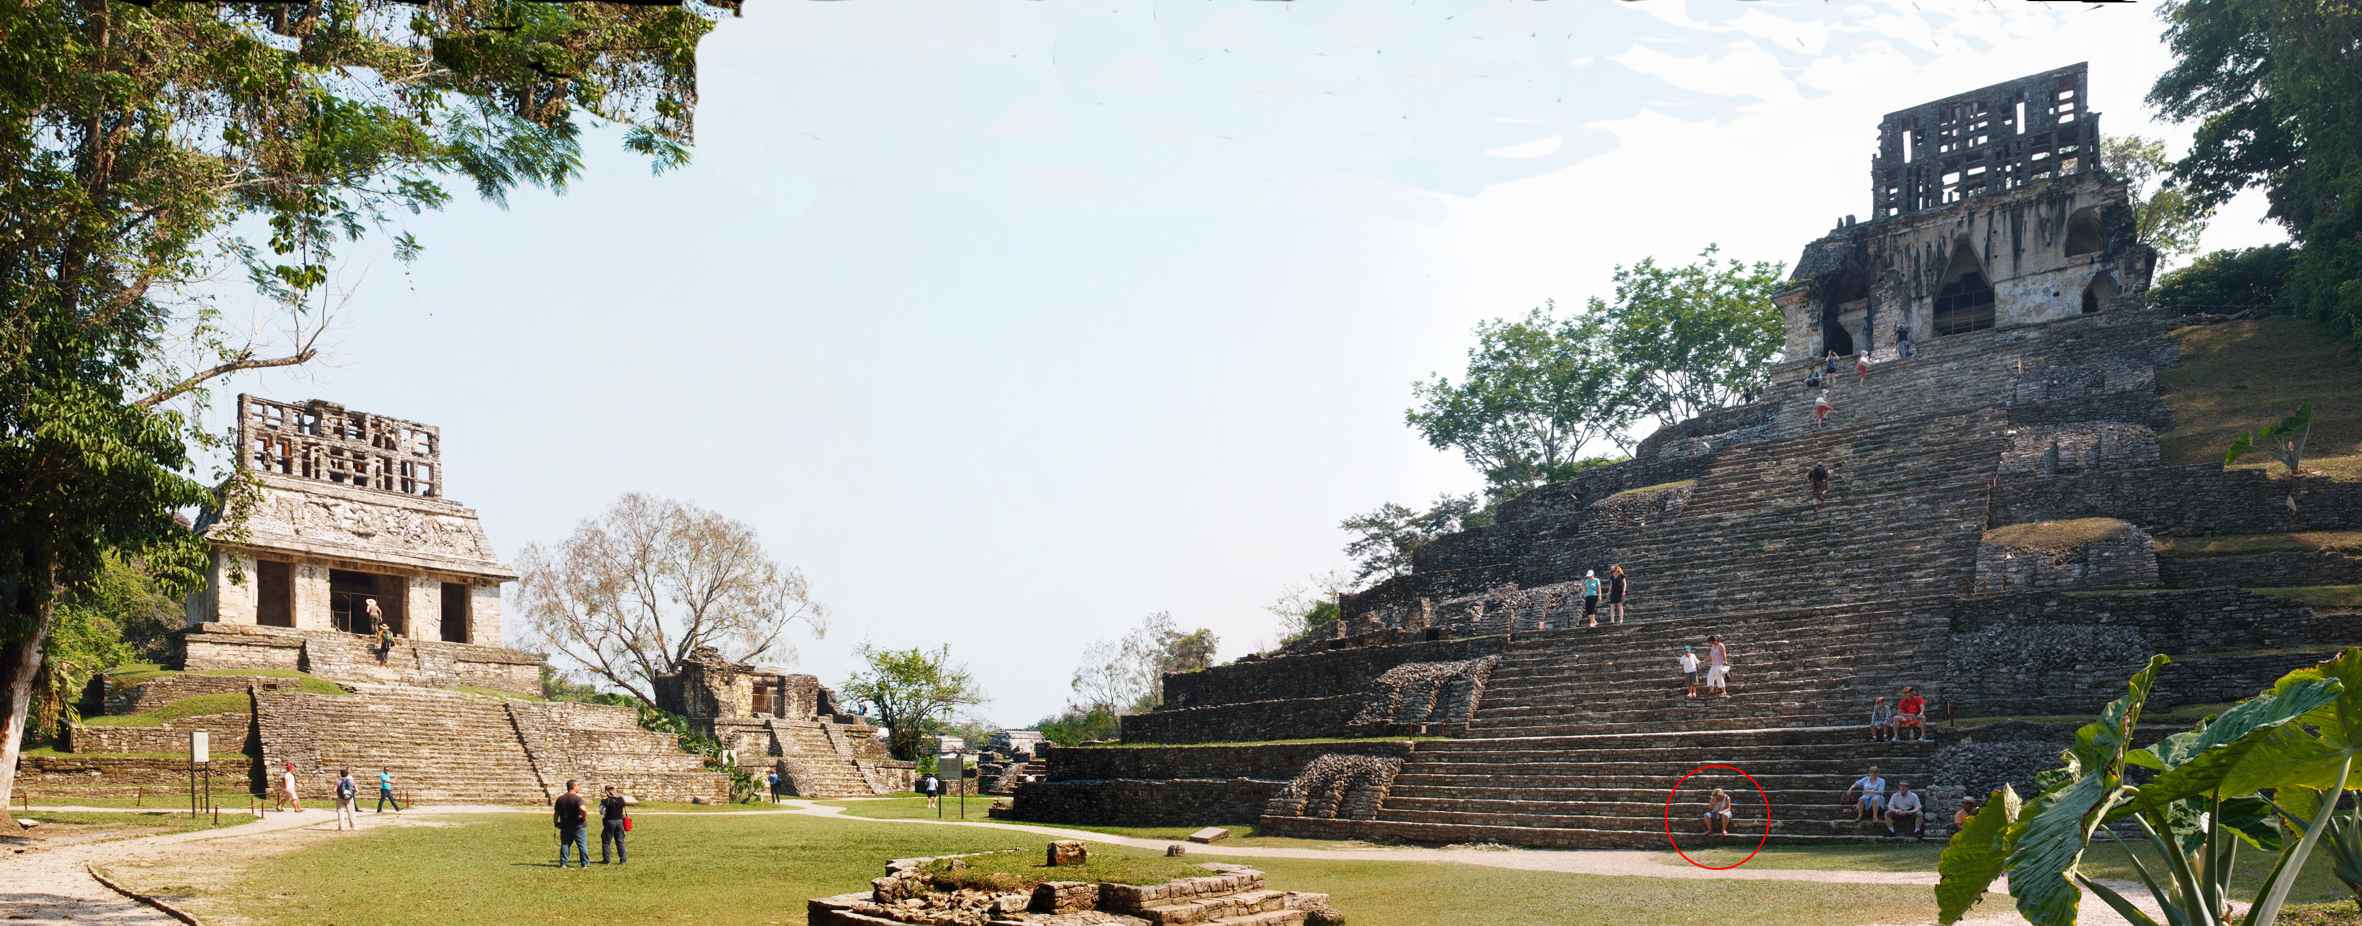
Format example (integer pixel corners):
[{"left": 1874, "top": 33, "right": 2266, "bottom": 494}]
[
  {"left": 1944, "top": 589, "right": 2322, "bottom": 715},
  {"left": 1994, "top": 465, "right": 2362, "bottom": 535},
  {"left": 178, "top": 623, "right": 540, "bottom": 694},
  {"left": 98, "top": 672, "right": 268, "bottom": 715},
  {"left": 1975, "top": 519, "right": 2157, "bottom": 593},
  {"left": 1041, "top": 741, "right": 1415, "bottom": 783},
  {"left": 70, "top": 712, "right": 253, "bottom": 756},
  {"left": 1998, "top": 423, "right": 2161, "bottom": 477},
  {"left": 2159, "top": 550, "right": 2362, "bottom": 589},
  {"left": 1260, "top": 754, "right": 1405, "bottom": 823},
  {"left": 13, "top": 755, "right": 211, "bottom": 798}
]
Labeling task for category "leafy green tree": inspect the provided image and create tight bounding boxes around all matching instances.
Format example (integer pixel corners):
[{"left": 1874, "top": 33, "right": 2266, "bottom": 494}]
[
  {"left": 2103, "top": 134, "right": 2214, "bottom": 267},
  {"left": 1592, "top": 245, "right": 1787, "bottom": 431},
  {"left": 1937, "top": 649, "right": 2362, "bottom": 926},
  {"left": 1338, "top": 494, "right": 1487, "bottom": 584},
  {"left": 31, "top": 552, "right": 185, "bottom": 743},
  {"left": 1408, "top": 304, "right": 1634, "bottom": 497},
  {"left": 2227, "top": 402, "right": 2314, "bottom": 477},
  {"left": 2151, "top": 0, "right": 2362, "bottom": 346},
  {"left": 1266, "top": 571, "right": 1351, "bottom": 645},
  {"left": 1033, "top": 706, "right": 1122, "bottom": 747},
  {"left": 2153, "top": 245, "right": 2299, "bottom": 315},
  {"left": 840, "top": 645, "right": 987, "bottom": 761},
  {"left": 0, "top": 0, "right": 727, "bottom": 821}
]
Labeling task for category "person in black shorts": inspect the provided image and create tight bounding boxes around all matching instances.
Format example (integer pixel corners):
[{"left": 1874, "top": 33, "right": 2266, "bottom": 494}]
[
  {"left": 1581, "top": 570, "right": 1601, "bottom": 628},
  {"left": 1808, "top": 463, "right": 1832, "bottom": 512},
  {"left": 1607, "top": 564, "right": 1629, "bottom": 624}
]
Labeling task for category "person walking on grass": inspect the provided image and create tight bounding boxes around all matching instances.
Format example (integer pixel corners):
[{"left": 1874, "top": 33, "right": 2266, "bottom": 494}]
[
  {"left": 1869, "top": 696, "right": 1895, "bottom": 742},
  {"left": 921, "top": 772, "right": 942, "bottom": 811},
  {"left": 375, "top": 766, "right": 401, "bottom": 813},
  {"left": 1607, "top": 564, "right": 1629, "bottom": 625},
  {"left": 334, "top": 769, "right": 358, "bottom": 831},
  {"left": 1843, "top": 766, "right": 1888, "bottom": 824},
  {"left": 1582, "top": 570, "right": 1602, "bottom": 628},
  {"left": 276, "top": 759, "right": 302, "bottom": 812},
  {"left": 1704, "top": 635, "right": 1730, "bottom": 698},
  {"left": 554, "top": 780, "right": 589, "bottom": 869},
  {"left": 1679, "top": 646, "right": 1701, "bottom": 700},
  {"left": 766, "top": 767, "right": 782, "bottom": 804},
  {"left": 599, "top": 786, "right": 629, "bottom": 865},
  {"left": 1885, "top": 782, "right": 1925, "bottom": 839},
  {"left": 1701, "top": 788, "right": 1735, "bottom": 837}
]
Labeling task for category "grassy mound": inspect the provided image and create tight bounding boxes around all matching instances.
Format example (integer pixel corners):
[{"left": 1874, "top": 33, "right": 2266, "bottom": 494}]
[
  {"left": 2162, "top": 318, "right": 2362, "bottom": 478},
  {"left": 81, "top": 692, "right": 251, "bottom": 727},
  {"left": 1983, "top": 517, "right": 2135, "bottom": 553},
  {"left": 2156, "top": 530, "right": 2362, "bottom": 557}
]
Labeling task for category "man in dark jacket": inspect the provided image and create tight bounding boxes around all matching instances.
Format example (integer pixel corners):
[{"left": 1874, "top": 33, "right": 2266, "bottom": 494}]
[
  {"left": 553, "top": 780, "right": 588, "bottom": 869},
  {"left": 599, "top": 786, "right": 629, "bottom": 865}
]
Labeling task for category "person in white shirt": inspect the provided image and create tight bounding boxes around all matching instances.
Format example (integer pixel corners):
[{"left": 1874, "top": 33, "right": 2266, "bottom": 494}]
[
  {"left": 1884, "top": 782, "right": 1925, "bottom": 839},
  {"left": 1700, "top": 788, "right": 1735, "bottom": 836},
  {"left": 1842, "top": 766, "right": 1888, "bottom": 822},
  {"left": 1678, "top": 646, "right": 1701, "bottom": 700}
]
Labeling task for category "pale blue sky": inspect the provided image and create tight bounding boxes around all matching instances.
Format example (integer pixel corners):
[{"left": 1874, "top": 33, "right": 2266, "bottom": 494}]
[{"left": 202, "top": 0, "right": 2283, "bottom": 726}]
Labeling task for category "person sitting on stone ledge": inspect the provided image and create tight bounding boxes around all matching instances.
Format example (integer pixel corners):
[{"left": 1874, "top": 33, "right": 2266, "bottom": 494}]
[
  {"left": 1894, "top": 687, "right": 1930, "bottom": 742},
  {"left": 1884, "top": 782, "right": 1925, "bottom": 839},
  {"left": 1842, "top": 766, "right": 1888, "bottom": 824},
  {"left": 1869, "top": 696, "right": 1894, "bottom": 742},
  {"left": 1954, "top": 796, "right": 1980, "bottom": 830},
  {"left": 1701, "top": 788, "right": 1735, "bottom": 837},
  {"left": 1805, "top": 366, "right": 1823, "bottom": 390}
]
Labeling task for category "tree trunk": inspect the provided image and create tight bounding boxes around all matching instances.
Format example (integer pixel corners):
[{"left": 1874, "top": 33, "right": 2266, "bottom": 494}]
[
  {"left": 0, "top": 553, "right": 58, "bottom": 830},
  {"left": 0, "top": 614, "right": 51, "bottom": 830}
]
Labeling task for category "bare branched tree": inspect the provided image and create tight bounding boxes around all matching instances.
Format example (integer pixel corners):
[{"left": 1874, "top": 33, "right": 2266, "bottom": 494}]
[{"left": 517, "top": 494, "right": 827, "bottom": 707}]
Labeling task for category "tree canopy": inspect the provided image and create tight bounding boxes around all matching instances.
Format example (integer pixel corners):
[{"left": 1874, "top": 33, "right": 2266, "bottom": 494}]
[
  {"left": 2150, "top": 0, "right": 2362, "bottom": 345},
  {"left": 517, "top": 493, "right": 828, "bottom": 708},
  {"left": 1068, "top": 611, "right": 1218, "bottom": 716},
  {"left": 2102, "top": 134, "right": 2214, "bottom": 268},
  {"left": 1591, "top": 246, "right": 1787, "bottom": 431},
  {"left": 840, "top": 644, "right": 987, "bottom": 761},
  {"left": 1406, "top": 303, "right": 1632, "bottom": 496},
  {"left": 0, "top": 0, "right": 724, "bottom": 820}
]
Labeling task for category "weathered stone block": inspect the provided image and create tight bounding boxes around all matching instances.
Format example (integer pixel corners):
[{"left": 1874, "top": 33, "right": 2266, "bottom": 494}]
[{"left": 1044, "top": 840, "right": 1086, "bottom": 867}]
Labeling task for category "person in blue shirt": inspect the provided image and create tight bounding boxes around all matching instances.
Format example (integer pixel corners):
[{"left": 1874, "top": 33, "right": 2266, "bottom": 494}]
[
  {"left": 1581, "top": 570, "right": 1602, "bottom": 628},
  {"left": 376, "top": 767, "right": 401, "bottom": 813}
]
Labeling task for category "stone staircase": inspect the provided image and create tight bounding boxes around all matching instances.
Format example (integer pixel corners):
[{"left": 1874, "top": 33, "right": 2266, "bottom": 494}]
[
  {"left": 768, "top": 716, "right": 880, "bottom": 798},
  {"left": 1098, "top": 866, "right": 1332, "bottom": 926},
  {"left": 507, "top": 701, "right": 729, "bottom": 803},
  {"left": 253, "top": 684, "right": 546, "bottom": 804},
  {"left": 1323, "top": 601, "right": 1949, "bottom": 848}
]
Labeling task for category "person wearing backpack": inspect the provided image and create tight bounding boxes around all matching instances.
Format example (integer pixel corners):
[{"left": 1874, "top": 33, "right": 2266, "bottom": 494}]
[
  {"left": 599, "top": 786, "right": 630, "bottom": 865},
  {"left": 334, "top": 769, "right": 359, "bottom": 830}
]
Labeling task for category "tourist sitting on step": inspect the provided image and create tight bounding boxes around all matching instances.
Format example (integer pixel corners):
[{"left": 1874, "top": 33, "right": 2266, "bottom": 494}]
[
  {"left": 1678, "top": 646, "right": 1700, "bottom": 700},
  {"left": 1805, "top": 366, "right": 1824, "bottom": 390},
  {"left": 1894, "top": 687, "right": 1930, "bottom": 742},
  {"left": 1842, "top": 766, "right": 1888, "bottom": 823},
  {"left": 1884, "top": 782, "right": 1925, "bottom": 840},
  {"left": 1703, "top": 635, "right": 1730, "bottom": 698},
  {"left": 1869, "top": 697, "right": 1895, "bottom": 742},
  {"left": 1700, "top": 788, "right": 1735, "bottom": 837},
  {"left": 1953, "top": 796, "right": 1980, "bottom": 830}
]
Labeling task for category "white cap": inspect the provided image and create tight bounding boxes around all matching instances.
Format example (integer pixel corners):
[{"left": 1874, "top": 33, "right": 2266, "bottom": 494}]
[{"left": 1585, "top": 570, "right": 1596, "bottom": 577}]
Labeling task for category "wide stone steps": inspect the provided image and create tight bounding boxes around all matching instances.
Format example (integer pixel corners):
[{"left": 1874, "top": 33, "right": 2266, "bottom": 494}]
[
  {"left": 1139, "top": 887, "right": 1296, "bottom": 925},
  {"left": 255, "top": 688, "right": 548, "bottom": 804},
  {"left": 771, "top": 719, "right": 878, "bottom": 798},
  {"left": 1267, "top": 815, "right": 1927, "bottom": 850}
]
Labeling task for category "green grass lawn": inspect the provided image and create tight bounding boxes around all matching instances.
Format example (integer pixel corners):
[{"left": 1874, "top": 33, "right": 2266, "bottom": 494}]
[
  {"left": 2156, "top": 531, "right": 2362, "bottom": 557},
  {"left": 815, "top": 794, "right": 1345, "bottom": 848},
  {"left": 1686, "top": 837, "right": 2355, "bottom": 905},
  {"left": 14, "top": 781, "right": 257, "bottom": 811},
  {"left": 192, "top": 811, "right": 1952, "bottom": 926},
  {"left": 81, "top": 691, "right": 252, "bottom": 726},
  {"left": 2163, "top": 318, "right": 2362, "bottom": 479},
  {"left": 23, "top": 808, "right": 260, "bottom": 837}
]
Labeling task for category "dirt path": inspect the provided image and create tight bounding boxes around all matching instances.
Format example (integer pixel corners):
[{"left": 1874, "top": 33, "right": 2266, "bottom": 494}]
[{"left": 0, "top": 809, "right": 326, "bottom": 925}]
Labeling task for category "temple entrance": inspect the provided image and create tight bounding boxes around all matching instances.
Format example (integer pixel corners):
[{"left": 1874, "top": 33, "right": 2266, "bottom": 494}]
[
  {"left": 256, "top": 560, "right": 294, "bottom": 627},
  {"left": 330, "top": 569, "right": 405, "bottom": 635},
  {"left": 440, "top": 582, "right": 471, "bottom": 643},
  {"left": 1933, "top": 240, "right": 1996, "bottom": 335}
]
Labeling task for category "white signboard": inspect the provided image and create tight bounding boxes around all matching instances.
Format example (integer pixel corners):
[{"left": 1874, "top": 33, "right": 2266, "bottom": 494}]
[{"left": 189, "top": 730, "right": 209, "bottom": 764}]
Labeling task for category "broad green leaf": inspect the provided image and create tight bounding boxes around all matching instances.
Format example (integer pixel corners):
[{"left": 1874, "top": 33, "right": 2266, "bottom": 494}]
[
  {"left": 1939, "top": 786, "right": 2021, "bottom": 924},
  {"left": 2075, "top": 655, "right": 2172, "bottom": 774},
  {"left": 2119, "top": 676, "right": 2342, "bottom": 814},
  {"left": 2010, "top": 774, "right": 2113, "bottom": 926},
  {"left": 2247, "top": 755, "right": 2354, "bottom": 926},
  {"left": 2076, "top": 873, "right": 2165, "bottom": 926}
]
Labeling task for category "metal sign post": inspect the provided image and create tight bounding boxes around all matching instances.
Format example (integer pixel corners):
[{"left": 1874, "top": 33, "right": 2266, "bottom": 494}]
[{"left": 957, "top": 753, "right": 966, "bottom": 820}]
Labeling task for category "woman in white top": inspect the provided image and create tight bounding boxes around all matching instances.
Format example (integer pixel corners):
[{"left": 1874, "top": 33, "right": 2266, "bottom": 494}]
[
  {"left": 1705, "top": 636, "right": 1730, "bottom": 698},
  {"left": 278, "top": 760, "right": 302, "bottom": 812},
  {"left": 1701, "top": 788, "right": 1734, "bottom": 836}
]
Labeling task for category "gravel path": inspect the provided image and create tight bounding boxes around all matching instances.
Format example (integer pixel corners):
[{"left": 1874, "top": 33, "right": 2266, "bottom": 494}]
[{"left": 0, "top": 808, "right": 326, "bottom": 925}]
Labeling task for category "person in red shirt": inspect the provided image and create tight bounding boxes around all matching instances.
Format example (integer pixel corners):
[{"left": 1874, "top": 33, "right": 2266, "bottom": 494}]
[{"left": 1895, "top": 687, "right": 1928, "bottom": 742}]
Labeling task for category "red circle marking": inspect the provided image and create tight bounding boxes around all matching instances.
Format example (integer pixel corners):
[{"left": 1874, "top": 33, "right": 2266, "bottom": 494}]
[{"left": 1664, "top": 763, "right": 1773, "bottom": 870}]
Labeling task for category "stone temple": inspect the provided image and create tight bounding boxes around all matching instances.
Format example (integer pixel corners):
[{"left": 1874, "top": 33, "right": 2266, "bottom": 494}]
[
  {"left": 19, "top": 395, "right": 895, "bottom": 805},
  {"left": 1001, "top": 65, "right": 2362, "bottom": 848}
]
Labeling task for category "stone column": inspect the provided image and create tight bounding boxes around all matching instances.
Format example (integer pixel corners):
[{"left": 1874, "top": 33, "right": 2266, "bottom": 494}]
[
  {"left": 291, "top": 562, "right": 333, "bottom": 631},
  {"left": 208, "top": 550, "right": 260, "bottom": 626},
  {"left": 467, "top": 583, "right": 502, "bottom": 647},
  {"left": 406, "top": 575, "right": 443, "bottom": 642}
]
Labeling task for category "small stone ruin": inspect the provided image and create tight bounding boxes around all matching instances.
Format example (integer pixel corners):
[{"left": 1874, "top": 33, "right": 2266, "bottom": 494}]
[{"left": 807, "top": 847, "right": 1340, "bottom": 926}]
